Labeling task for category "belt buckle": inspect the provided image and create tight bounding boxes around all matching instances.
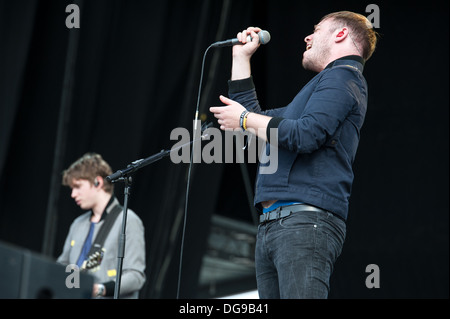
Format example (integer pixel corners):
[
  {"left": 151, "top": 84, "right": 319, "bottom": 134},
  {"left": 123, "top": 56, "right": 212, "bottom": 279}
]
[{"left": 275, "top": 207, "right": 281, "bottom": 220}]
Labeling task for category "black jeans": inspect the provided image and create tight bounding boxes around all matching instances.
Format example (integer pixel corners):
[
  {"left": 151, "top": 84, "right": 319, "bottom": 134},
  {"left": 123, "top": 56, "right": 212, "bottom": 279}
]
[{"left": 255, "top": 209, "right": 346, "bottom": 298}]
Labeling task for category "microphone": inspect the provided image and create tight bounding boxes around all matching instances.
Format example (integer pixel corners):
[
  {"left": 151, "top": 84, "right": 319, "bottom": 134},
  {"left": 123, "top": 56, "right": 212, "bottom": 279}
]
[{"left": 211, "top": 30, "right": 271, "bottom": 48}]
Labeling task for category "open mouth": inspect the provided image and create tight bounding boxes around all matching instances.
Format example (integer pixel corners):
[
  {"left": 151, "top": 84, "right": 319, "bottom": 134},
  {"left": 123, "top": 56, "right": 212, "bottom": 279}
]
[{"left": 306, "top": 44, "right": 312, "bottom": 51}]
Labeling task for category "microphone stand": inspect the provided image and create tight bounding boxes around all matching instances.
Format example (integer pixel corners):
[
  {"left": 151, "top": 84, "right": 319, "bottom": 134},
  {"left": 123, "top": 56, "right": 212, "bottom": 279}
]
[{"left": 106, "top": 122, "right": 212, "bottom": 299}]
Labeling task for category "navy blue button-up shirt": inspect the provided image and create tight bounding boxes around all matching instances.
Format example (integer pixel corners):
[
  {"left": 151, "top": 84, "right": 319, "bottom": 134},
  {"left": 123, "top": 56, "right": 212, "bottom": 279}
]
[{"left": 228, "top": 56, "right": 368, "bottom": 220}]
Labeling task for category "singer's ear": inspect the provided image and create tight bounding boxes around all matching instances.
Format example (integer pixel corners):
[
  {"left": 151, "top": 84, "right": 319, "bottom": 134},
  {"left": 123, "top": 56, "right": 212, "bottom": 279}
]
[{"left": 334, "top": 27, "right": 348, "bottom": 42}]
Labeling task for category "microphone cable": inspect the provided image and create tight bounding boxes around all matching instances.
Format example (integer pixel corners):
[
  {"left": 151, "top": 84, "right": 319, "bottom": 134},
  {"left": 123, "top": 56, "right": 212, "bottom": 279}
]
[{"left": 176, "top": 43, "right": 214, "bottom": 299}]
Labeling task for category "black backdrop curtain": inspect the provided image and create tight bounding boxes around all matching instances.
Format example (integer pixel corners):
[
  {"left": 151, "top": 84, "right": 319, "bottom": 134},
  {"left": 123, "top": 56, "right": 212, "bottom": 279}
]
[{"left": 0, "top": 0, "right": 448, "bottom": 299}]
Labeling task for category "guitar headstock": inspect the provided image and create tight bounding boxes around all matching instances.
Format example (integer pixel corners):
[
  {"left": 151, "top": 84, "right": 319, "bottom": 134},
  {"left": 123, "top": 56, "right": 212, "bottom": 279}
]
[{"left": 82, "top": 248, "right": 105, "bottom": 271}]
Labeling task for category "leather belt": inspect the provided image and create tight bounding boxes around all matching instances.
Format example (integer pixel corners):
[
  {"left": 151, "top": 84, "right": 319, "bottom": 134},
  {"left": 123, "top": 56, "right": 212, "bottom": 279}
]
[{"left": 259, "top": 204, "right": 326, "bottom": 224}]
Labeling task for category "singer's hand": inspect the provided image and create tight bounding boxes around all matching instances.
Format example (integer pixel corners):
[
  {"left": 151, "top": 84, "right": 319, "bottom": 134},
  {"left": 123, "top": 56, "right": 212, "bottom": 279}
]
[
  {"left": 211, "top": 95, "right": 272, "bottom": 141},
  {"left": 233, "top": 26, "right": 262, "bottom": 58},
  {"left": 210, "top": 95, "right": 246, "bottom": 131},
  {"left": 231, "top": 26, "right": 262, "bottom": 81}
]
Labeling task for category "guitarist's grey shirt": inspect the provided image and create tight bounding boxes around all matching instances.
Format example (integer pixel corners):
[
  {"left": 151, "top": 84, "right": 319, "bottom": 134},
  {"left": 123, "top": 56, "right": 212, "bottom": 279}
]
[{"left": 57, "top": 196, "right": 146, "bottom": 298}]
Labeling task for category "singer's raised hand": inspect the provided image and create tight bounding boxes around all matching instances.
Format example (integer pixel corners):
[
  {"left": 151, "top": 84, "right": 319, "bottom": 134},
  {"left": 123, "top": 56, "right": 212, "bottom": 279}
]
[
  {"left": 233, "top": 26, "right": 262, "bottom": 57},
  {"left": 231, "top": 26, "right": 262, "bottom": 81}
]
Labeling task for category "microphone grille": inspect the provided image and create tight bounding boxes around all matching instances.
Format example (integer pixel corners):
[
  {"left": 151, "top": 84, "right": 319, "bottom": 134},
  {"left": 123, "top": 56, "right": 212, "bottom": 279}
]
[{"left": 259, "top": 30, "right": 271, "bottom": 45}]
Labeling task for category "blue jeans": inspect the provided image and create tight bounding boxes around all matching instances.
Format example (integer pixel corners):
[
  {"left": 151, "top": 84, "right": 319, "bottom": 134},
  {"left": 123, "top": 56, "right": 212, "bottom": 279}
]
[{"left": 255, "top": 209, "right": 346, "bottom": 299}]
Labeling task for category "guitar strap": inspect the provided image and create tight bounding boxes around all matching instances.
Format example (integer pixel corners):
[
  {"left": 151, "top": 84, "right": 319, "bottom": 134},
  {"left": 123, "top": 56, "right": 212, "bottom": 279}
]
[{"left": 87, "top": 202, "right": 122, "bottom": 257}]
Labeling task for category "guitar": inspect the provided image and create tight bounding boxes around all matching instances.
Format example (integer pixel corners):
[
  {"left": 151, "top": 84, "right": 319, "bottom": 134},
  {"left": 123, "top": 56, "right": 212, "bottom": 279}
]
[{"left": 81, "top": 248, "right": 105, "bottom": 272}]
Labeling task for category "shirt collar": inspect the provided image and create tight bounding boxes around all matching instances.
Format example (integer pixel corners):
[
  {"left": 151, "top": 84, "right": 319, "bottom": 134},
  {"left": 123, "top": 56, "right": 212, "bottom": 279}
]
[
  {"left": 90, "top": 195, "right": 117, "bottom": 222},
  {"left": 325, "top": 55, "right": 365, "bottom": 71}
]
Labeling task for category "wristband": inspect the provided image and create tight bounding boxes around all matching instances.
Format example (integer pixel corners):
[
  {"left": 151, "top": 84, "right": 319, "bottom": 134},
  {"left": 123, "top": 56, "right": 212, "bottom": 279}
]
[
  {"left": 243, "top": 112, "right": 250, "bottom": 131},
  {"left": 239, "top": 110, "right": 249, "bottom": 131}
]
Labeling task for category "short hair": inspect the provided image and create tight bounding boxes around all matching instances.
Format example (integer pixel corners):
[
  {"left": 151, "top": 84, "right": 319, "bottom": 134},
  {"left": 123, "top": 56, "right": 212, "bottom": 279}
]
[
  {"left": 321, "top": 11, "right": 378, "bottom": 61},
  {"left": 62, "top": 152, "right": 114, "bottom": 194}
]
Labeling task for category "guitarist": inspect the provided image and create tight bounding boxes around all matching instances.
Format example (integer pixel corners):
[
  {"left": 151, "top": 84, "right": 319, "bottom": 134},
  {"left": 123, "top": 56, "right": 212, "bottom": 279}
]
[{"left": 57, "top": 153, "right": 146, "bottom": 298}]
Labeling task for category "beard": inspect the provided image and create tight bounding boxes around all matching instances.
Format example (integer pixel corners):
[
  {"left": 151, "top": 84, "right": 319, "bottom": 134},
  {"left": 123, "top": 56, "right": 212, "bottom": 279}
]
[{"left": 302, "top": 41, "right": 332, "bottom": 72}]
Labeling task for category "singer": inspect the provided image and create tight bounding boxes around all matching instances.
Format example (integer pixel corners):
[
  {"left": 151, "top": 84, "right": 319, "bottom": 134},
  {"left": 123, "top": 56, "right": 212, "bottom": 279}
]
[{"left": 210, "top": 11, "right": 378, "bottom": 298}]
